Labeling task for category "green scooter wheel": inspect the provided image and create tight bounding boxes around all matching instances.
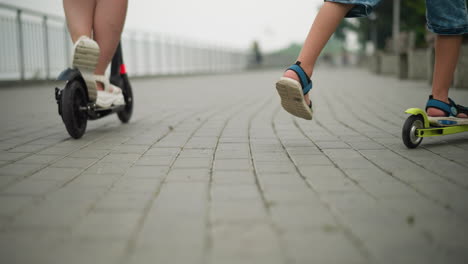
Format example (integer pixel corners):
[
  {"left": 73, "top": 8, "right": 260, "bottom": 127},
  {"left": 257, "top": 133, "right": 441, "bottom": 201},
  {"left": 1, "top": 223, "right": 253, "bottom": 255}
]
[{"left": 402, "top": 115, "right": 424, "bottom": 149}]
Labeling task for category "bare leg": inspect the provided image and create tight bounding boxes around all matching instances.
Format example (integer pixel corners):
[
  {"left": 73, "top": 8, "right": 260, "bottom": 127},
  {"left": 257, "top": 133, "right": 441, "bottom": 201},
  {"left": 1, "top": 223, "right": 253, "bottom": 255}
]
[
  {"left": 93, "top": 0, "right": 128, "bottom": 90},
  {"left": 427, "top": 35, "right": 466, "bottom": 117},
  {"left": 283, "top": 2, "right": 353, "bottom": 105},
  {"left": 63, "top": 0, "right": 95, "bottom": 42}
]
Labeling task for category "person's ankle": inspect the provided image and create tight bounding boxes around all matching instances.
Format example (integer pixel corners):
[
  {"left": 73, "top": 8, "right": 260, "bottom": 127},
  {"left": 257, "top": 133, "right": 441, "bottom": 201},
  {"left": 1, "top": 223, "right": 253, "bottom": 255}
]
[
  {"left": 283, "top": 70, "right": 299, "bottom": 80},
  {"left": 96, "top": 81, "right": 105, "bottom": 91}
]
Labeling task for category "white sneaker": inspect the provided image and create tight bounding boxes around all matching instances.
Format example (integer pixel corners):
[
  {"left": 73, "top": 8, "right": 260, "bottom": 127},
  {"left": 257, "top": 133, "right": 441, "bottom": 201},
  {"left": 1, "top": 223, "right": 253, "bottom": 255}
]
[
  {"left": 71, "top": 36, "right": 100, "bottom": 102},
  {"left": 96, "top": 90, "right": 125, "bottom": 108},
  {"left": 94, "top": 75, "right": 125, "bottom": 108}
]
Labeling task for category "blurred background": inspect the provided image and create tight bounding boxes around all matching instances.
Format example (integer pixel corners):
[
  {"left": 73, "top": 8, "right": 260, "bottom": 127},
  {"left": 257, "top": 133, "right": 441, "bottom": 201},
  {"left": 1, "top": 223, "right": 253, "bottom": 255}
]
[{"left": 0, "top": 0, "right": 467, "bottom": 87}]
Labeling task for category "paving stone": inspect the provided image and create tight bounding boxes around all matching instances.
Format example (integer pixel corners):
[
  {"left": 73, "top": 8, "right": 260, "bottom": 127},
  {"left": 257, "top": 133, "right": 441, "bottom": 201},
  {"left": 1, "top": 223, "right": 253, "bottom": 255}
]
[
  {"left": 51, "top": 157, "right": 96, "bottom": 169},
  {"left": 145, "top": 147, "right": 181, "bottom": 156},
  {"left": 0, "top": 195, "right": 34, "bottom": 216},
  {"left": 0, "top": 151, "right": 29, "bottom": 161},
  {"left": 72, "top": 211, "right": 141, "bottom": 240},
  {"left": 69, "top": 148, "right": 110, "bottom": 158},
  {"left": 111, "top": 177, "right": 161, "bottom": 193},
  {"left": 29, "top": 167, "right": 82, "bottom": 181},
  {"left": 85, "top": 161, "right": 132, "bottom": 175},
  {"left": 44, "top": 240, "right": 127, "bottom": 264},
  {"left": 0, "top": 163, "right": 45, "bottom": 177},
  {"left": 270, "top": 204, "right": 338, "bottom": 233},
  {"left": 124, "top": 166, "right": 168, "bottom": 178},
  {"left": 282, "top": 232, "right": 368, "bottom": 264},
  {"left": 69, "top": 173, "right": 122, "bottom": 188},
  {"left": 212, "top": 170, "right": 255, "bottom": 185},
  {"left": 100, "top": 153, "right": 141, "bottom": 164},
  {"left": 93, "top": 192, "right": 152, "bottom": 213},
  {"left": 209, "top": 223, "right": 284, "bottom": 264},
  {"left": 2, "top": 179, "right": 60, "bottom": 196},
  {"left": 15, "top": 154, "right": 61, "bottom": 164},
  {"left": 166, "top": 168, "right": 210, "bottom": 182},
  {"left": 173, "top": 157, "right": 212, "bottom": 168},
  {"left": 111, "top": 144, "right": 149, "bottom": 154},
  {"left": 256, "top": 172, "right": 305, "bottom": 186},
  {"left": 9, "top": 144, "right": 49, "bottom": 153}
]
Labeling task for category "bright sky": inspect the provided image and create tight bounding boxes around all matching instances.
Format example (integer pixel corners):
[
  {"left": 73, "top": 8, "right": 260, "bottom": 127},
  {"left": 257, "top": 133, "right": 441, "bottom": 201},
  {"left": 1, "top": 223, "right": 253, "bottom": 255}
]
[{"left": 0, "top": 0, "right": 323, "bottom": 52}]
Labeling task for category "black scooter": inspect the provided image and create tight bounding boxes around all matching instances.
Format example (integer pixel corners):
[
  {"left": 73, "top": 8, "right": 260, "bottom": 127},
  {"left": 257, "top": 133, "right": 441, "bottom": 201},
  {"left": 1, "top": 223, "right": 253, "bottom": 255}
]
[{"left": 55, "top": 42, "right": 133, "bottom": 139}]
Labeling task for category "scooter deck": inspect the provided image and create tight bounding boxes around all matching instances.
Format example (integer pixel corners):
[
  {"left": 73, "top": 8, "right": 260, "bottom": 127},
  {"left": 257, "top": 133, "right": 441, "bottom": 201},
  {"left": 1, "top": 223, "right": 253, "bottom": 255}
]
[{"left": 405, "top": 108, "right": 468, "bottom": 137}]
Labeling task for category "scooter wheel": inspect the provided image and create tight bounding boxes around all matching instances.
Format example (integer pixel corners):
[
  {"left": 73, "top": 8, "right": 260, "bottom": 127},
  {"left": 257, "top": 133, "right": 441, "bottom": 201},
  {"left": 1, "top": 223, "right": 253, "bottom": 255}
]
[
  {"left": 402, "top": 115, "right": 424, "bottom": 149},
  {"left": 61, "top": 79, "right": 88, "bottom": 139},
  {"left": 117, "top": 74, "right": 133, "bottom": 123}
]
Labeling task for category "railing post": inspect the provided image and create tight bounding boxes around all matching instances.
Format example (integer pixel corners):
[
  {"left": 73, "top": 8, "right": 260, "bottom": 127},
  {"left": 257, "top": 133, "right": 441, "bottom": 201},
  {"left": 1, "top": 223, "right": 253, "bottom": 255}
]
[
  {"left": 64, "top": 24, "right": 70, "bottom": 67},
  {"left": 16, "top": 9, "right": 25, "bottom": 80},
  {"left": 43, "top": 15, "right": 50, "bottom": 80}
]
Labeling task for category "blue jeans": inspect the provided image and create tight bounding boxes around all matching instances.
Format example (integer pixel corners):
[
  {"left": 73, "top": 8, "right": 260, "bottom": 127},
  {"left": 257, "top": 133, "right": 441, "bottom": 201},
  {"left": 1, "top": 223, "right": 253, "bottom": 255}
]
[{"left": 325, "top": 0, "right": 468, "bottom": 35}]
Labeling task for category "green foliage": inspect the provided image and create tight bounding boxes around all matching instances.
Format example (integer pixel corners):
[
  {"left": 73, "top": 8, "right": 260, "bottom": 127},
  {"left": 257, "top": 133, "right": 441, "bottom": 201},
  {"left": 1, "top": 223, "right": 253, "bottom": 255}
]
[
  {"left": 343, "top": 0, "right": 428, "bottom": 50},
  {"left": 401, "top": 0, "right": 427, "bottom": 48}
]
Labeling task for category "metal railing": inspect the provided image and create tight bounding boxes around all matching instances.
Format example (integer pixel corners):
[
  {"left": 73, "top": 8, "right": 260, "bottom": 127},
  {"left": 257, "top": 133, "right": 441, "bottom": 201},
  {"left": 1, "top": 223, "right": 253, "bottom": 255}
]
[{"left": 0, "top": 3, "right": 248, "bottom": 81}]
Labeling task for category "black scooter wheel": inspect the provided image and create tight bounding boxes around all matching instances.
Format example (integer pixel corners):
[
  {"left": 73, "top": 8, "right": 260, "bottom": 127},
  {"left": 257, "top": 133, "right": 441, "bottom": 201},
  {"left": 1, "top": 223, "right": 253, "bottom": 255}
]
[
  {"left": 61, "top": 79, "right": 88, "bottom": 139},
  {"left": 117, "top": 74, "right": 133, "bottom": 123},
  {"left": 402, "top": 115, "right": 424, "bottom": 149}
]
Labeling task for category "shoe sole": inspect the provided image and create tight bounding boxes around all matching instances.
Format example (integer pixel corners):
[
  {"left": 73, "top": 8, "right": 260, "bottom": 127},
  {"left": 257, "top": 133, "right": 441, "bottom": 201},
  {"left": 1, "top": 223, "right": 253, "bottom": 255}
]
[
  {"left": 72, "top": 37, "right": 100, "bottom": 102},
  {"left": 276, "top": 77, "right": 313, "bottom": 120},
  {"left": 428, "top": 116, "right": 468, "bottom": 126}
]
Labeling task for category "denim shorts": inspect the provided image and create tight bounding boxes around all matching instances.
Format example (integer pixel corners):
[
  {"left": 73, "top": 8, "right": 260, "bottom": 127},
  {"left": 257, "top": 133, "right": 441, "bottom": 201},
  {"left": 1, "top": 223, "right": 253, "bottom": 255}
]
[{"left": 325, "top": 0, "right": 468, "bottom": 35}]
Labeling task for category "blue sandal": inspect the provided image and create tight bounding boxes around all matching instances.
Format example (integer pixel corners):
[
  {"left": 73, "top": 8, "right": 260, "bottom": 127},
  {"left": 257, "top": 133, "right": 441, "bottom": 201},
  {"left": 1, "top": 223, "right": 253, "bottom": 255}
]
[
  {"left": 426, "top": 95, "right": 468, "bottom": 126},
  {"left": 275, "top": 61, "right": 313, "bottom": 120}
]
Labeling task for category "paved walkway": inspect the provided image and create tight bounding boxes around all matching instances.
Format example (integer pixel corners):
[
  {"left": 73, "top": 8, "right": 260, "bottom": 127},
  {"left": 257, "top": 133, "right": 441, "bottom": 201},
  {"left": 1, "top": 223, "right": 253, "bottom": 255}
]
[{"left": 0, "top": 68, "right": 467, "bottom": 264}]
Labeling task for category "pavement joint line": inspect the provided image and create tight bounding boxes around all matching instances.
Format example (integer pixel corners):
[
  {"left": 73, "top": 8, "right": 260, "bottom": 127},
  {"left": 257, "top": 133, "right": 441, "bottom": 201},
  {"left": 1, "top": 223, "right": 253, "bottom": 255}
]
[
  {"left": 271, "top": 107, "right": 376, "bottom": 264},
  {"left": 315, "top": 91, "right": 468, "bottom": 220},
  {"left": 120, "top": 98, "right": 248, "bottom": 264},
  {"left": 247, "top": 98, "right": 291, "bottom": 264},
  {"left": 204, "top": 97, "right": 270, "bottom": 263}
]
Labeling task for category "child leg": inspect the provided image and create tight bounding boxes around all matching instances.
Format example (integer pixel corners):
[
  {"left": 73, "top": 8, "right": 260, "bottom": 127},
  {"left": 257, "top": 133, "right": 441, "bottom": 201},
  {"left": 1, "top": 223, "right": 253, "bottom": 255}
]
[
  {"left": 285, "top": 2, "right": 353, "bottom": 106},
  {"left": 425, "top": 0, "right": 468, "bottom": 118},
  {"left": 93, "top": 0, "right": 128, "bottom": 90},
  {"left": 426, "top": 35, "right": 466, "bottom": 118}
]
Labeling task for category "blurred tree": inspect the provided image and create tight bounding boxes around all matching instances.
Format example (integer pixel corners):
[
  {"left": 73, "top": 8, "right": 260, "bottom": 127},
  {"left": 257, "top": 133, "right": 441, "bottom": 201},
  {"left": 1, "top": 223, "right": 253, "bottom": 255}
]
[
  {"left": 343, "top": 0, "right": 427, "bottom": 50},
  {"left": 401, "top": 0, "right": 427, "bottom": 48}
]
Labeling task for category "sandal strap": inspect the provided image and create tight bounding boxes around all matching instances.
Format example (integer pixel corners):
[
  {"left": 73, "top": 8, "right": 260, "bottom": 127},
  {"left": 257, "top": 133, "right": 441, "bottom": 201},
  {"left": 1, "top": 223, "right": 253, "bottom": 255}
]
[
  {"left": 425, "top": 95, "right": 458, "bottom": 117},
  {"left": 287, "top": 61, "right": 313, "bottom": 95},
  {"left": 94, "top": 75, "right": 111, "bottom": 92},
  {"left": 94, "top": 74, "right": 122, "bottom": 94}
]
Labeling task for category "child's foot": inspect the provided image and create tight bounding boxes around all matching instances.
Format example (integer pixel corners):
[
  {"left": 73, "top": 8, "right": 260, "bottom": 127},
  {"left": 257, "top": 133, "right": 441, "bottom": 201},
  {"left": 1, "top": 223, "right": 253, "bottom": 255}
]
[
  {"left": 283, "top": 70, "right": 312, "bottom": 107},
  {"left": 276, "top": 62, "right": 313, "bottom": 120},
  {"left": 426, "top": 96, "right": 468, "bottom": 126}
]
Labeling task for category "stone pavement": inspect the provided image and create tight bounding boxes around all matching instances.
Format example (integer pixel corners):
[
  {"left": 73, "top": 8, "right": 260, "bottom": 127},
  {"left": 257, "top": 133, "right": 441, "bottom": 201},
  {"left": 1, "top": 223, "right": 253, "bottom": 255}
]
[{"left": 0, "top": 68, "right": 467, "bottom": 264}]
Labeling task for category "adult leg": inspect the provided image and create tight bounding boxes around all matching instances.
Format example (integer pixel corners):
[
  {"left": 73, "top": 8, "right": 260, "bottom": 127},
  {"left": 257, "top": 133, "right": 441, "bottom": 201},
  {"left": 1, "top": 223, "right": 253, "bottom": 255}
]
[
  {"left": 93, "top": 0, "right": 128, "bottom": 91},
  {"left": 427, "top": 35, "right": 466, "bottom": 117},
  {"left": 283, "top": 2, "right": 354, "bottom": 105},
  {"left": 63, "top": 0, "right": 96, "bottom": 42}
]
